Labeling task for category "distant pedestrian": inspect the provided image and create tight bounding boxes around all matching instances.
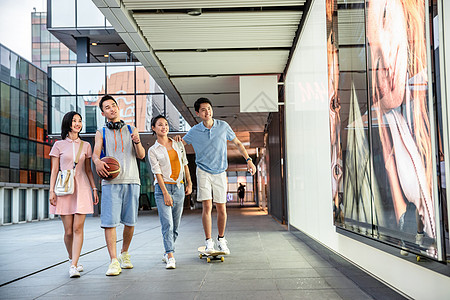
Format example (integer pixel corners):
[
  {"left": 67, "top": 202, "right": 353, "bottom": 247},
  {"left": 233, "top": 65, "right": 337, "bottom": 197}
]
[
  {"left": 49, "top": 111, "right": 99, "bottom": 278},
  {"left": 237, "top": 183, "right": 246, "bottom": 207}
]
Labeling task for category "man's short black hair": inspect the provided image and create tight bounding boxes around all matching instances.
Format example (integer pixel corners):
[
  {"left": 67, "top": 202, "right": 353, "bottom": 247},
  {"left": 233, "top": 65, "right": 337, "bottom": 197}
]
[
  {"left": 99, "top": 95, "right": 118, "bottom": 112},
  {"left": 194, "top": 97, "right": 212, "bottom": 112}
]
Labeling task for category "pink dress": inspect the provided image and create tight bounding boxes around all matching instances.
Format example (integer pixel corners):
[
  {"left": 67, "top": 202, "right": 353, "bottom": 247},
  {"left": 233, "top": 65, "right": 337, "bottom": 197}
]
[{"left": 49, "top": 138, "right": 94, "bottom": 215}]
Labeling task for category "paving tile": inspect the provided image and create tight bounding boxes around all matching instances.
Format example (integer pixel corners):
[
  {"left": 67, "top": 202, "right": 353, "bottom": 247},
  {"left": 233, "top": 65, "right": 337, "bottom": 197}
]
[{"left": 0, "top": 208, "right": 403, "bottom": 300}]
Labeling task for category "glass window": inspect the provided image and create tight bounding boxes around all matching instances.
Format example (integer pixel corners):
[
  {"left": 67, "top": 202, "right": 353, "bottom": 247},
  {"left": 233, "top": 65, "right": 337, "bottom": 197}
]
[
  {"left": 29, "top": 96, "right": 37, "bottom": 140},
  {"left": 0, "top": 134, "right": 10, "bottom": 167},
  {"left": 51, "top": 67, "right": 76, "bottom": 95},
  {"left": 44, "top": 145, "right": 51, "bottom": 172},
  {"left": 114, "top": 94, "right": 135, "bottom": 127},
  {"left": 10, "top": 52, "right": 19, "bottom": 88},
  {"left": 77, "top": 0, "right": 105, "bottom": 27},
  {"left": 32, "top": 189, "right": 38, "bottom": 220},
  {"left": 20, "top": 139, "right": 28, "bottom": 169},
  {"left": 166, "top": 96, "right": 190, "bottom": 132},
  {"left": 36, "top": 143, "right": 44, "bottom": 171},
  {"left": 77, "top": 66, "right": 105, "bottom": 95},
  {"left": 20, "top": 170, "right": 27, "bottom": 184},
  {"left": 20, "top": 91, "right": 28, "bottom": 137},
  {"left": 0, "top": 46, "right": 10, "bottom": 84},
  {"left": 136, "top": 66, "right": 162, "bottom": 93},
  {"left": 28, "top": 64, "right": 37, "bottom": 96},
  {"left": 0, "top": 167, "right": 9, "bottom": 182},
  {"left": 37, "top": 69, "right": 47, "bottom": 99},
  {"left": 10, "top": 87, "right": 19, "bottom": 136},
  {"left": 50, "top": 96, "right": 76, "bottom": 134},
  {"left": 10, "top": 169, "right": 19, "bottom": 183},
  {"left": 3, "top": 189, "right": 12, "bottom": 223},
  {"left": 29, "top": 141, "right": 36, "bottom": 170},
  {"left": 1, "top": 82, "right": 10, "bottom": 134},
  {"left": 80, "top": 99, "right": 99, "bottom": 133},
  {"left": 32, "top": 24, "right": 40, "bottom": 43},
  {"left": 36, "top": 99, "right": 44, "bottom": 142},
  {"left": 106, "top": 65, "right": 135, "bottom": 94},
  {"left": 51, "top": 0, "right": 75, "bottom": 28},
  {"left": 19, "top": 58, "right": 28, "bottom": 92},
  {"left": 19, "top": 189, "right": 26, "bottom": 222}
]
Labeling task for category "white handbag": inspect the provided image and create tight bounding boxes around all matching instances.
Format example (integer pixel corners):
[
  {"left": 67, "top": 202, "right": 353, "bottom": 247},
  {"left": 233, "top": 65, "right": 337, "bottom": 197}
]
[{"left": 54, "top": 141, "right": 84, "bottom": 196}]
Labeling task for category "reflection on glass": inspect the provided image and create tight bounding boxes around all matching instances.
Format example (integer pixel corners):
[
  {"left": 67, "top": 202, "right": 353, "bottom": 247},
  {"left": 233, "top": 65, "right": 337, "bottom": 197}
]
[
  {"left": 77, "top": 0, "right": 105, "bottom": 27},
  {"left": 51, "top": 0, "right": 75, "bottom": 28},
  {"left": 0, "top": 134, "right": 10, "bottom": 167},
  {"left": 0, "top": 82, "right": 10, "bottom": 134},
  {"left": 10, "top": 87, "right": 19, "bottom": 136},
  {"left": 166, "top": 96, "right": 191, "bottom": 132},
  {"left": 51, "top": 96, "right": 77, "bottom": 134},
  {"left": 51, "top": 67, "right": 76, "bottom": 95},
  {"left": 136, "top": 66, "right": 161, "bottom": 93},
  {"left": 77, "top": 66, "right": 105, "bottom": 94},
  {"left": 106, "top": 65, "right": 135, "bottom": 94}
]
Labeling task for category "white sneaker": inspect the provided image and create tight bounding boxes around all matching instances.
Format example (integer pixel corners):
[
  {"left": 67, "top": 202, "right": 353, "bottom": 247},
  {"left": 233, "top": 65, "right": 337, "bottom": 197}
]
[
  {"left": 162, "top": 254, "right": 168, "bottom": 263},
  {"left": 205, "top": 239, "right": 215, "bottom": 253},
  {"left": 118, "top": 251, "right": 133, "bottom": 269},
  {"left": 217, "top": 237, "right": 230, "bottom": 255},
  {"left": 69, "top": 259, "right": 83, "bottom": 272},
  {"left": 106, "top": 258, "right": 122, "bottom": 276},
  {"left": 69, "top": 265, "right": 80, "bottom": 278},
  {"left": 166, "top": 257, "right": 176, "bottom": 269}
]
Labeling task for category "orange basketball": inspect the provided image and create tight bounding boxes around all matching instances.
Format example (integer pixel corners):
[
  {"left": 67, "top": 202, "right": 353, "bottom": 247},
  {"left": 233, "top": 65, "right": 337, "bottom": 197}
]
[{"left": 100, "top": 156, "right": 121, "bottom": 180}]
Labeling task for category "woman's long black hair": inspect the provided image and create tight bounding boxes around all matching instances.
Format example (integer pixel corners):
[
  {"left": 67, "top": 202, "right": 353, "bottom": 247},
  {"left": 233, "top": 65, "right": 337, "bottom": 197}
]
[{"left": 61, "top": 111, "right": 82, "bottom": 140}]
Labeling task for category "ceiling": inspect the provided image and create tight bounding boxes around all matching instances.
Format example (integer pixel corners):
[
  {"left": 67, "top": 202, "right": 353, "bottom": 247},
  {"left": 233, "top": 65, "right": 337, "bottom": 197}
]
[{"left": 92, "top": 0, "right": 308, "bottom": 163}]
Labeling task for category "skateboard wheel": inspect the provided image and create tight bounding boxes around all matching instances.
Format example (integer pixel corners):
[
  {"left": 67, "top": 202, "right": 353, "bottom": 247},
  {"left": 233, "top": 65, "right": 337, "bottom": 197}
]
[
  {"left": 221, "top": 257, "right": 224, "bottom": 262},
  {"left": 207, "top": 257, "right": 211, "bottom": 263},
  {"left": 199, "top": 254, "right": 203, "bottom": 259}
]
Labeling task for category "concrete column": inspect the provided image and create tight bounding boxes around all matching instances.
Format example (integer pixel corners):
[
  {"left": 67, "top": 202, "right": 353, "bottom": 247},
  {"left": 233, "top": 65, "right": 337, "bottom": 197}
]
[
  {"left": 26, "top": 189, "right": 33, "bottom": 222},
  {"left": 76, "top": 37, "right": 90, "bottom": 63},
  {"left": 38, "top": 189, "right": 45, "bottom": 220},
  {"left": 12, "top": 188, "right": 19, "bottom": 224},
  {"left": 0, "top": 187, "right": 4, "bottom": 224}
]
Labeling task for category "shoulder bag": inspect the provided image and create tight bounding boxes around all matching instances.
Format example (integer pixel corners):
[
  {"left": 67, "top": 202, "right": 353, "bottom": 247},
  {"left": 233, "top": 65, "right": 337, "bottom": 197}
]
[{"left": 55, "top": 141, "right": 84, "bottom": 196}]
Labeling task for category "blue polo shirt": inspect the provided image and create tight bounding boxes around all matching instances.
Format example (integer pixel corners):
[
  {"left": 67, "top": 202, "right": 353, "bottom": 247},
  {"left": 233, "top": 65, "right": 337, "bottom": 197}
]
[{"left": 183, "top": 119, "right": 236, "bottom": 174}]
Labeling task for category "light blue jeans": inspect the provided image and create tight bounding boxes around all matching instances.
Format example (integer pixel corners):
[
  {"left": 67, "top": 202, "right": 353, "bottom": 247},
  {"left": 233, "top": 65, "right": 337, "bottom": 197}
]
[{"left": 155, "top": 183, "right": 185, "bottom": 253}]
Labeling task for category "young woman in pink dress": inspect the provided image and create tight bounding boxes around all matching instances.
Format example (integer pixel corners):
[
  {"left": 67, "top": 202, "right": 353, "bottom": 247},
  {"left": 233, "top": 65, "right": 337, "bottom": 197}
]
[{"left": 49, "top": 111, "right": 99, "bottom": 278}]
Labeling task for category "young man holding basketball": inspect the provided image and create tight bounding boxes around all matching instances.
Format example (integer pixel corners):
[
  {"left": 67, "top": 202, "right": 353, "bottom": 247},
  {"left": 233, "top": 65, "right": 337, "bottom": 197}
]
[
  {"left": 92, "top": 95, "right": 145, "bottom": 276},
  {"left": 177, "top": 97, "right": 256, "bottom": 254}
]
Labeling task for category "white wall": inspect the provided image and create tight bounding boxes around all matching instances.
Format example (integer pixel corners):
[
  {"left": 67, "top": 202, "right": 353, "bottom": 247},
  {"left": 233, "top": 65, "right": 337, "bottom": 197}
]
[{"left": 284, "top": 0, "right": 450, "bottom": 299}]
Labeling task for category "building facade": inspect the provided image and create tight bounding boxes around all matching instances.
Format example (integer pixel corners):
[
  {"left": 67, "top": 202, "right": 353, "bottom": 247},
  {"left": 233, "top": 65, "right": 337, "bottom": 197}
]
[{"left": 0, "top": 44, "right": 52, "bottom": 224}]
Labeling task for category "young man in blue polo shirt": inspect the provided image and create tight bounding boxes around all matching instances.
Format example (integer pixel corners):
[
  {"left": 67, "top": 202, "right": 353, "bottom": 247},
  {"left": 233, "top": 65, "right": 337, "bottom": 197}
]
[{"left": 178, "top": 97, "right": 256, "bottom": 254}]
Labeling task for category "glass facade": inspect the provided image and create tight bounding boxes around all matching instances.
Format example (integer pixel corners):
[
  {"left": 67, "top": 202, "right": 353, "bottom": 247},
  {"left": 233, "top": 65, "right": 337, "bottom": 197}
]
[
  {"left": 0, "top": 44, "right": 51, "bottom": 185},
  {"left": 49, "top": 63, "right": 190, "bottom": 135},
  {"left": 31, "top": 12, "right": 76, "bottom": 72},
  {"left": 50, "top": 0, "right": 110, "bottom": 28}
]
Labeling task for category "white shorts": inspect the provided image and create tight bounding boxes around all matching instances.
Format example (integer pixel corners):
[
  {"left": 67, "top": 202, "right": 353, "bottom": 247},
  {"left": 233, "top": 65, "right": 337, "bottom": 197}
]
[{"left": 196, "top": 167, "right": 227, "bottom": 203}]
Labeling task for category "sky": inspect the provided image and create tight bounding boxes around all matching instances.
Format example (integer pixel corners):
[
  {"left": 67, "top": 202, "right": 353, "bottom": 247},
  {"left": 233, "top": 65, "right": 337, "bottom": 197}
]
[{"left": 0, "top": 0, "right": 46, "bottom": 61}]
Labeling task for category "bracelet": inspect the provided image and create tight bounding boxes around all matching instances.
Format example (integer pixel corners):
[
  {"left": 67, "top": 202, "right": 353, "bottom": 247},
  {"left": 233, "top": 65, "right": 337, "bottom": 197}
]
[
  {"left": 92, "top": 188, "right": 98, "bottom": 191},
  {"left": 133, "top": 141, "right": 141, "bottom": 145},
  {"left": 246, "top": 157, "right": 252, "bottom": 162}
]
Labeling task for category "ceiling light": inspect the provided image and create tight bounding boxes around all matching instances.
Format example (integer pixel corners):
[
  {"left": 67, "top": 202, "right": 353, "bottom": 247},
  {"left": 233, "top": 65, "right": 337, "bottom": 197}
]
[
  {"left": 187, "top": 8, "right": 202, "bottom": 16},
  {"left": 91, "top": 42, "right": 98, "bottom": 46},
  {"left": 104, "top": 54, "right": 109, "bottom": 58}
]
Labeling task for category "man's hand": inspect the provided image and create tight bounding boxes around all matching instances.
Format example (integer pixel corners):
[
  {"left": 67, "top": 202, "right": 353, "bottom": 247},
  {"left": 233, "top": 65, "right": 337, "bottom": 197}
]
[
  {"left": 94, "top": 159, "right": 110, "bottom": 178},
  {"left": 131, "top": 132, "right": 141, "bottom": 144},
  {"left": 173, "top": 135, "right": 182, "bottom": 142},
  {"left": 247, "top": 160, "right": 256, "bottom": 175}
]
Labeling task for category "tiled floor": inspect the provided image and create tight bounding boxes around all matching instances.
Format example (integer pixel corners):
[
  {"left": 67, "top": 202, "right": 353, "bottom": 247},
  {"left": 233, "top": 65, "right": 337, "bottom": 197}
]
[{"left": 0, "top": 207, "right": 405, "bottom": 299}]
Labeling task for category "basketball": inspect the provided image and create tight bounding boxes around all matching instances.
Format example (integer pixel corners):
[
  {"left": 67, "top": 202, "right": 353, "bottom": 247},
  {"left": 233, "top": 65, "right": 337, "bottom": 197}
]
[{"left": 100, "top": 156, "right": 121, "bottom": 180}]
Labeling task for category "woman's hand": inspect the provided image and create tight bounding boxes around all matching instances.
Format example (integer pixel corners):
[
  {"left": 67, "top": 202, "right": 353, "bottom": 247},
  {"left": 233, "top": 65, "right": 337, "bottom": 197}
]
[
  {"left": 185, "top": 183, "right": 192, "bottom": 195},
  {"left": 163, "top": 193, "right": 173, "bottom": 207},
  {"left": 93, "top": 190, "right": 99, "bottom": 205},
  {"left": 49, "top": 191, "right": 57, "bottom": 206}
]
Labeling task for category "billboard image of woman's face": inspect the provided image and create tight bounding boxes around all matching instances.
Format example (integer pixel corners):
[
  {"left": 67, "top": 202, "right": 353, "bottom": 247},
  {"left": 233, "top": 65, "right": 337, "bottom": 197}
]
[{"left": 327, "top": 0, "right": 438, "bottom": 258}]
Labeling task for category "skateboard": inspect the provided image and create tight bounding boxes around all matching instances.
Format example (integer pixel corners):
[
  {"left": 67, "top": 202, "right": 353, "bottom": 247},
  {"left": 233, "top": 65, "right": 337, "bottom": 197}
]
[{"left": 198, "top": 246, "right": 226, "bottom": 263}]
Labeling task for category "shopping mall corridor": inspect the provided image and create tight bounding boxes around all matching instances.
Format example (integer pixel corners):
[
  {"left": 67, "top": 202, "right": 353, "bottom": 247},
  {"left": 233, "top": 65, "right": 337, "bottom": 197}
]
[{"left": 0, "top": 207, "right": 405, "bottom": 299}]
